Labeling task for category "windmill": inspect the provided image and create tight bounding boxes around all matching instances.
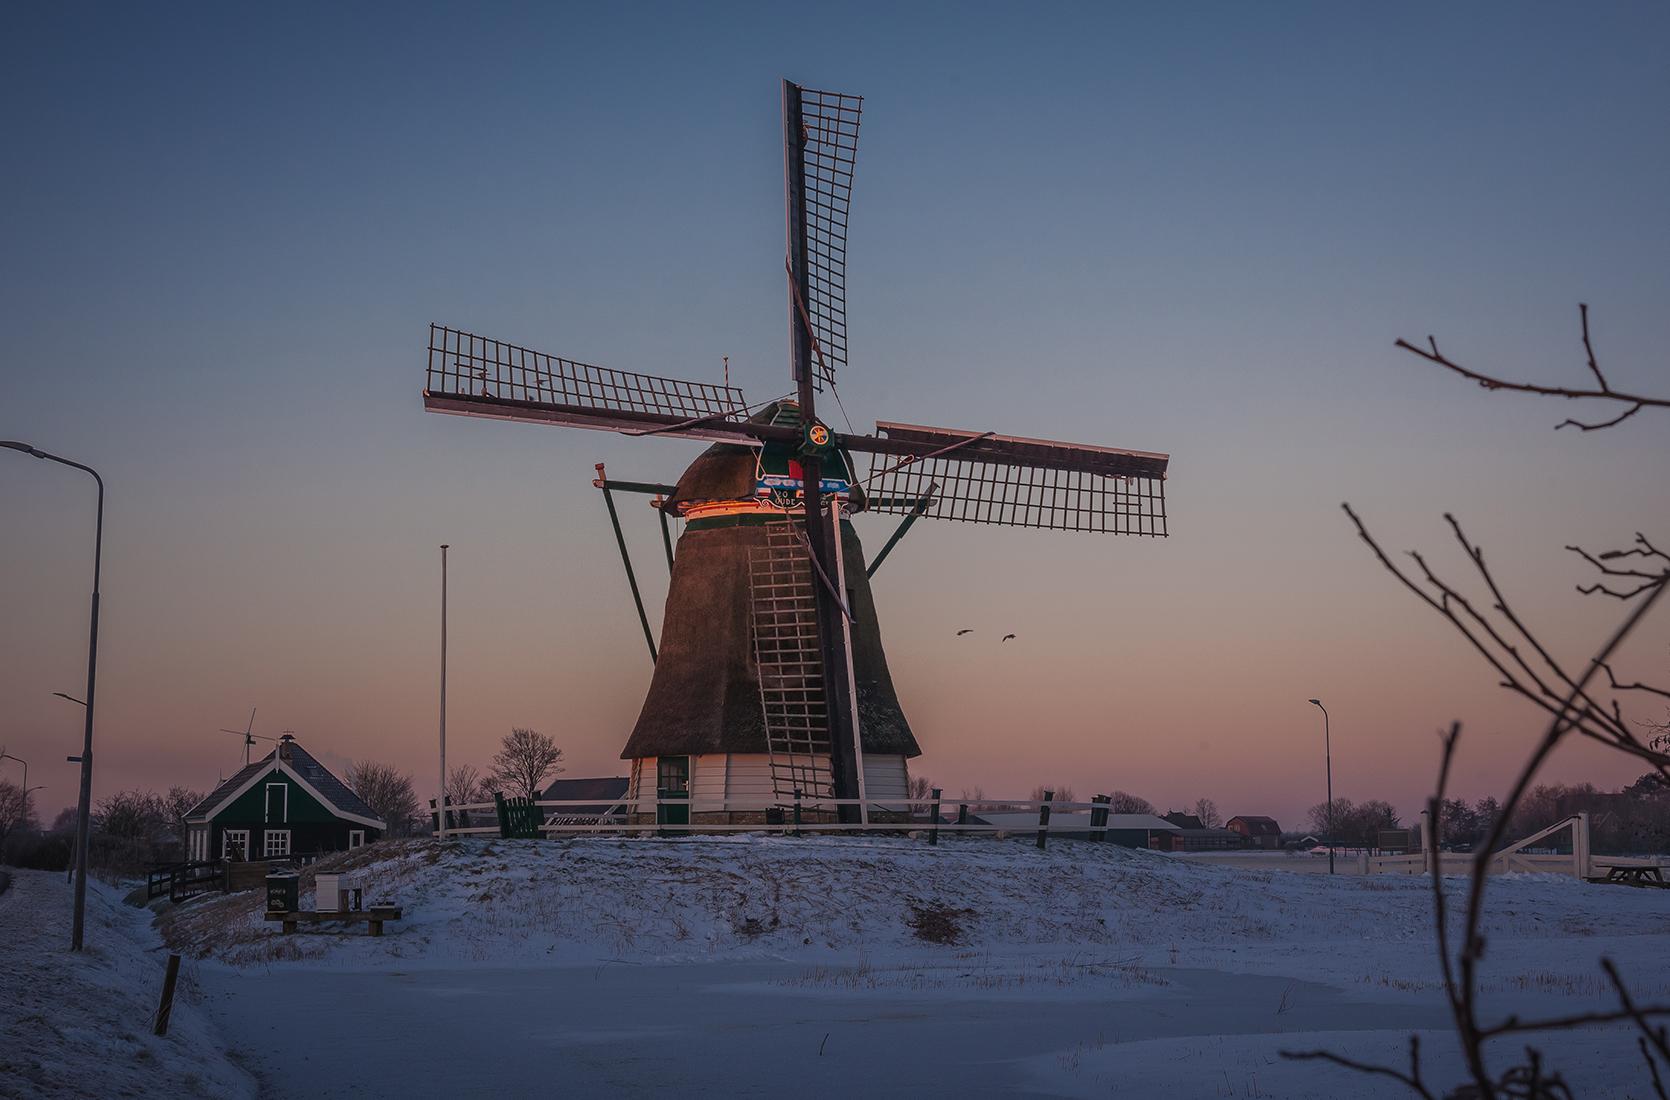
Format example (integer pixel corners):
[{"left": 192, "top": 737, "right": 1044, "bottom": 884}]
[
  {"left": 422, "top": 81, "right": 1170, "bottom": 825},
  {"left": 219, "top": 708, "right": 276, "bottom": 768}
]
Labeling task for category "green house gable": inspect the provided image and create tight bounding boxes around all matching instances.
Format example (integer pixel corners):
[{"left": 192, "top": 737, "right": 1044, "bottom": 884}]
[{"left": 216, "top": 769, "right": 340, "bottom": 826}]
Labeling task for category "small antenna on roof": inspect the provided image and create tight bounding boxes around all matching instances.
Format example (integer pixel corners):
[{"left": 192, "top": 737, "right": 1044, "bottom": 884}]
[{"left": 723, "top": 355, "right": 730, "bottom": 389}]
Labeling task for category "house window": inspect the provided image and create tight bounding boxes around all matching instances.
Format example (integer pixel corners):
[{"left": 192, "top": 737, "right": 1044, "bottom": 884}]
[
  {"left": 657, "top": 756, "right": 689, "bottom": 794},
  {"left": 223, "top": 829, "right": 250, "bottom": 860},
  {"left": 265, "top": 783, "right": 288, "bottom": 823},
  {"left": 263, "top": 829, "right": 291, "bottom": 857},
  {"left": 348, "top": 830, "right": 365, "bottom": 850}
]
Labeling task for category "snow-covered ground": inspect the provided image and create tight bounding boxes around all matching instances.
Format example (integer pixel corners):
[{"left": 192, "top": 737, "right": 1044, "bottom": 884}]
[
  {"left": 0, "top": 869, "right": 254, "bottom": 1100},
  {"left": 11, "top": 836, "right": 1670, "bottom": 1097},
  {"left": 155, "top": 836, "right": 1670, "bottom": 1097}
]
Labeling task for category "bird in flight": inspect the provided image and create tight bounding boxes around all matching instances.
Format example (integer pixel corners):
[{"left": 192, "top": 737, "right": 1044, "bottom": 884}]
[
  {"left": 1002, "top": 633, "right": 1017, "bottom": 643},
  {"left": 956, "top": 629, "right": 974, "bottom": 636}
]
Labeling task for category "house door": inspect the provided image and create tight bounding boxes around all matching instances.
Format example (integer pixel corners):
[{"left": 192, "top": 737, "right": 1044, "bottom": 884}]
[
  {"left": 656, "top": 757, "right": 690, "bottom": 831},
  {"left": 265, "top": 782, "right": 288, "bottom": 823}
]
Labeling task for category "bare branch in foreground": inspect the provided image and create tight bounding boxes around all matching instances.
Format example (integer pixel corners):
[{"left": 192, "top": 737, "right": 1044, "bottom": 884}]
[{"left": 1395, "top": 304, "right": 1665, "bottom": 431}]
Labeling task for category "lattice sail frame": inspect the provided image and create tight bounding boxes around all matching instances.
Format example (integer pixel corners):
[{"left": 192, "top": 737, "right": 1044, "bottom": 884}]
[
  {"left": 427, "top": 324, "right": 747, "bottom": 421},
  {"left": 864, "top": 422, "right": 1169, "bottom": 535},
  {"left": 793, "top": 86, "right": 862, "bottom": 392}
]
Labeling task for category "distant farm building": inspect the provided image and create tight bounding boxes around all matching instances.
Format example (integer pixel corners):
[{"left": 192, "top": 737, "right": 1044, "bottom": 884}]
[
  {"left": 971, "top": 811, "right": 1181, "bottom": 849},
  {"left": 540, "top": 776, "right": 631, "bottom": 826},
  {"left": 1226, "top": 815, "right": 1282, "bottom": 849},
  {"left": 183, "top": 734, "right": 384, "bottom": 861}
]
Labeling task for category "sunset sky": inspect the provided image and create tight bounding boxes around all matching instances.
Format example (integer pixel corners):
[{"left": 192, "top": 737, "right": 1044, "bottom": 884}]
[{"left": 3, "top": 3, "right": 1667, "bottom": 830}]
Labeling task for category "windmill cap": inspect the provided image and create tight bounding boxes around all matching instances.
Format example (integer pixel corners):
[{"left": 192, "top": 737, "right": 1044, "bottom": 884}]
[{"left": 279, "top": 733, "right": 296, "bottom": 742}]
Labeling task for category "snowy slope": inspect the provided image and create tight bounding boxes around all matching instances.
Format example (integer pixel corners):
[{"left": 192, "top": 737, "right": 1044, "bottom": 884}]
[
  {"left": 161, "top": 834, "right": 1670, "bottom": 981},
  {"left": 0, "top": 870, "right": 254, "bottom": 1100}
]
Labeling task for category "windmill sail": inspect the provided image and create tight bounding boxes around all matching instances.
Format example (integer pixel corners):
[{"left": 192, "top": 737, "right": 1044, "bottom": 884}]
[
  {"left": 424, "top": 324, "right": 752, "bottom": 442},
  {"left": 861, "top": 421, "right": 1169, "bottom": 535},
  {"left": 785, "top": 84, "right": 861, "bottom": 393}
]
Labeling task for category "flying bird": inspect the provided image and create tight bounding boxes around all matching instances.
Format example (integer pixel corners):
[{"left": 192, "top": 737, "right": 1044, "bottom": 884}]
[
  {"left": 956, "top": 629, "right": 974, "bottom": 636},
  {"left": 1002, "top": 633, "right": 1017, "bottom": 643}
]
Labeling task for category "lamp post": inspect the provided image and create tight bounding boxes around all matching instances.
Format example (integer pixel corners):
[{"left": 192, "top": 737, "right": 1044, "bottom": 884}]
[
  {"left": 1308, "top": 698, "right": 1334, "bottom": 875},
  {"left": 438, "top": 543, "right": 448, "bottom": 841},
  {"left": 53, "top": 693, "right": 88, "bottom": 884},
  {"left": 4, "top": 441, "right": 103, "bottom": 950}
]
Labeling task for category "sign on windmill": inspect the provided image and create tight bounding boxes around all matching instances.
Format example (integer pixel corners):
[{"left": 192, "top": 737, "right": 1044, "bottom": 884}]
[{"left": 421, "top": 80, "right": 1171, "bottom": 829}]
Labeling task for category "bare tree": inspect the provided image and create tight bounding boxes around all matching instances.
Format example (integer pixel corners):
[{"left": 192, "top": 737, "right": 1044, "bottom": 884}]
[
  {"left": 345, "top": 760, "right": 421, "bottom": 837},
  {"left": 490, "top": 728, "right": 564, "bottom": 800},
  {"left": 0, "top": 779, "right": 31, "bottom": 841},
  {"left": 1110, "top": 790, "right": 1154, "bottom": 814},
  {"left": 164, "top": 786, "right": 203, "bottom": 851},
  {"left": 1193, "top": 797, "right": 1222, "bottom": 828},
  {"left": 96, "top": 789, "right": 167, "bottom": 839},
  {"left": 1285, "top": 306, "right": 1670, "bottom": 1097},
  {"left": 446, "top": 764, "right": 489, "bottom": 808},
  {"left": 1029, "top": 784, "right": 1075, "bottom": 803},
  {"left": 906, "top": 774, "right": 933, "bottom": 803}
]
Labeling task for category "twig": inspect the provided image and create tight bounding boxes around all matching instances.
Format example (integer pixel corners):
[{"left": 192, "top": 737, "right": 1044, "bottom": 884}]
[
  {"left": 1395, "top": 304, "right": 1664, "bottom": 431},
  {"left": 1280, "top": 1044, "right": 1436, "bottom": 1100}
]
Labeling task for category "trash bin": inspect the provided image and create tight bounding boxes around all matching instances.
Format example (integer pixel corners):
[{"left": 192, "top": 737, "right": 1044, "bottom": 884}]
[{"left": 266, "top": 870, "right": 299, "bottom": 913}]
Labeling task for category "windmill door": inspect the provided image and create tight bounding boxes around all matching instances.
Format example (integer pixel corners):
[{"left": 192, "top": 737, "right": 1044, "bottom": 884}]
[{"left": 656, "top": 757, "right": 690, "bottom": 831}]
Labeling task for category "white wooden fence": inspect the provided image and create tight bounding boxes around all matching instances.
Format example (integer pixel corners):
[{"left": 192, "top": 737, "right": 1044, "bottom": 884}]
[
  {"left": 433, "top": 794, "right": 1128, "bottom": 842},
  {"left": 1364, "top": 811, "right": 1662, "bottom": 880}
]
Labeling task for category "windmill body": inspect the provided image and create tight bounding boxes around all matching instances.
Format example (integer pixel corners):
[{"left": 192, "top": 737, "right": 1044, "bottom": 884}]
[
  {"left": 421, "top": 81, "right": 1171, "bottom": 823},
  {"left": 618, "top": 405, "right": 920, "bottom": 821}
]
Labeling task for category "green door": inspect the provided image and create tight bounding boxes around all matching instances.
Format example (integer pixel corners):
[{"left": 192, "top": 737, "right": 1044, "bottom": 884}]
[{"left": 657, "top": 757, "right": 690, "bottom": 831}]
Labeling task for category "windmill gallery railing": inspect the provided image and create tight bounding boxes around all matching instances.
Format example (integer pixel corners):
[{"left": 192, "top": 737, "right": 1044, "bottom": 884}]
[{"left": 434, "top": 794, "right": 1146, "bottom": 848}]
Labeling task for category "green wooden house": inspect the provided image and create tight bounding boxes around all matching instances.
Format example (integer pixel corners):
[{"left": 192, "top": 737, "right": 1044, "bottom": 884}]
[{"left": 183, "top": 734, "right": 385, "bottom": 861}]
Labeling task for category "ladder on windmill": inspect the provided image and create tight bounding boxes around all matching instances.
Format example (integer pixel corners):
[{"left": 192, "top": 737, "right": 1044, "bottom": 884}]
[{"left": 749, "top": 517, "right": 835, "bottom": 802}]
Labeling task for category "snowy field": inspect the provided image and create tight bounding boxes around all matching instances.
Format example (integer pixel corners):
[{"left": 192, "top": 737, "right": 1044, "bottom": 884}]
[{"left": 7, "top": 836, "right": 1670, "bottom": 1097}]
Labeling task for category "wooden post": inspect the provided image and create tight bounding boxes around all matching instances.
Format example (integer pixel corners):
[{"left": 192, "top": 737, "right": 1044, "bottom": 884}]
[
  {"left": 1420, "top": 808, "right": 1435, "bottom": 876},
  {"left": 1576, "top": 812, "right": 1591, "bottom": 879},
  {"left": 494, "top": 792, "right": 511, "bottom": 839},
  {"left": 928, "top": 787, "right": 942, "bottom": 846},
  {"left": 792, "top": 789, "right": 802, "bottom": 838},
  {"left": 1091, "top": 794, "right": 1110, "bottom": 842},
  {"left": 152, "top": 954, "right": 181, "bottom": 1036},
  {"left": 1036, "top": 790, "right": 1053, "bottom": 850},
  {"left": 957, "top": 803, "right": 968, "bottom": 828}
]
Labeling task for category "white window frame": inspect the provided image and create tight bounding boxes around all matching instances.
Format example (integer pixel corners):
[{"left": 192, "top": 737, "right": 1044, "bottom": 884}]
[
  {"left": 348, "top": 829, "right": 365, "bottom": 850},
  {"left": 223, "top": 829, "right": 250, "bottom": 860},
  {"left": 265, "top": 782, "right": 289, "bottom": 823},
  {"left": 263, "top": 829, "right": 291, "bottom": 857}
]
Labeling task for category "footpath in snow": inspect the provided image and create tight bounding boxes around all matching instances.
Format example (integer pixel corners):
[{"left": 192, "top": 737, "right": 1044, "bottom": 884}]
[{"left": 0, "top": 869, "right": 254, "bottom": 1100}]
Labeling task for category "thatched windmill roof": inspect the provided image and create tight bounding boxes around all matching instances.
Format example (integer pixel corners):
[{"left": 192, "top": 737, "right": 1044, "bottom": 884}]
[{"left": 621, "top": 440, "right": 917, "bottom": 761}]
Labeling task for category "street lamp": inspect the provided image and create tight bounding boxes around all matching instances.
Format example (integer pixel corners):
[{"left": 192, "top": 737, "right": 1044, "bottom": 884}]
[
  {"left": 1309, "top": 699, "right": 1334, "bottom": 875},
  {"left": 4, "top": 441, "right": 103, "bottom": 950},
  {"left": 53, "top": 692, "right": 89, "bottom": 883}
]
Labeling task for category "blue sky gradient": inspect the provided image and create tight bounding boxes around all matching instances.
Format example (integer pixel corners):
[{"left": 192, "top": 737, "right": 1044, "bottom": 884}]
[{"left": 3, "top": 3, "right": 1667, "bottom": 827}]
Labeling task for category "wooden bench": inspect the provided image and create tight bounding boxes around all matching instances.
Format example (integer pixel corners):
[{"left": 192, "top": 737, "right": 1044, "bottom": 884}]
[
  {"left": 1587, "top": 865, "right": 1668, "bottom": 888},
  {"left": 265, "top": 906, "right": 404, "bottom": 936}
]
